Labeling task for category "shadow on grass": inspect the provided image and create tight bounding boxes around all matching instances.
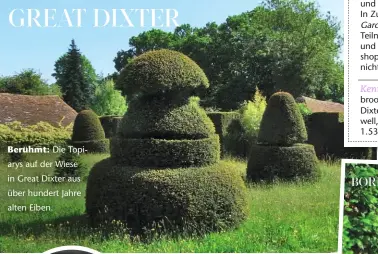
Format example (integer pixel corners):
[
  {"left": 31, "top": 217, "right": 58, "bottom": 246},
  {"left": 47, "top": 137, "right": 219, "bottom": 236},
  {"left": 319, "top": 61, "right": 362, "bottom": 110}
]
[
  {"left": 0, "top": 212, "right": 237, "bottom": 244},
  {"left": 0, "top": 214, "right": 104, "bottom": 239},
  {"left": 0, "top": 213, "right": 188, "bottom": 243}
]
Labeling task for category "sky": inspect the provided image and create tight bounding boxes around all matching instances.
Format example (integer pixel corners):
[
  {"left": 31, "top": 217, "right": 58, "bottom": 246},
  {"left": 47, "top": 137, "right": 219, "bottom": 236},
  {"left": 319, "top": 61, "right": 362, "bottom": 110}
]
[{"left": 0, "top": 0, "right": 344, "bottom": 83}]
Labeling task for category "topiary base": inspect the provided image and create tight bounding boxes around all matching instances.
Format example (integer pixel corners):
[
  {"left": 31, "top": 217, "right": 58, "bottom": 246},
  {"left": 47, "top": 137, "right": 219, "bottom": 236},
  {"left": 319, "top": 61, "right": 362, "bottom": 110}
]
[
  {"left": 86, "top": 159, "right": 249, "bottom": 235},
  {"left": 110, "top": 135, "right": 220, "bottom": 168},
  {"left": 247, "top": 144, "right": 320, "bottom": 182},
  {"left": 71, "top": 139, "right": 109, "bottom": 153}
]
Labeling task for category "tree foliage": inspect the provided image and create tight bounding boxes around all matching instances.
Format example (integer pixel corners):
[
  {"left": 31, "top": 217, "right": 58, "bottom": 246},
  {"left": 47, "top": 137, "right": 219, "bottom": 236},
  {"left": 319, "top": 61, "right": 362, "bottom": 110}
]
[
  {"left": 113, "top": 0, "right": 343, "bottom": 110},
  {"left": 52, "top": 40, "right": 97, "bottom": 112},
  {"left": 90, "top": 79, "right": 127, "bottom": 116},
  {"left": 239, "top": 88, "right": 267, "bottom": 144},
  {"left": 344, "top": 164, "right": 378, "bottom": 253},
  {"left": 0, "top": 69, "right": 61, "bottom": 96}
]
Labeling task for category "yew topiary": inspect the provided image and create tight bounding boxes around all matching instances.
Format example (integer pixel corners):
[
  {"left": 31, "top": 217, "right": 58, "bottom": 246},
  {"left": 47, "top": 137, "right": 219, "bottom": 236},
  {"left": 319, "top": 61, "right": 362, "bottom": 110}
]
[
  {"left": 247, "top": 91, "right": 319, "bottom": 183},
  {"left": 118, "top": 96, "right": 215, "bottom": 140},
  {"left": 86, "top": 50, "right": 248, "bottom": 235},
  {"left": 247, "top": 144, "right": 320, "bottom": 182},
  {"left": 71, "top": 110, "right": 109, "bottom": 153},
  {"left": 116, "top": 49, "right": 209, "bottom": 98},
  {"left": 86, "top": 159, "right": 249, "bottom": 235},
  {"left": 258, "top": 92, "right": 307, "bottom": 146}
]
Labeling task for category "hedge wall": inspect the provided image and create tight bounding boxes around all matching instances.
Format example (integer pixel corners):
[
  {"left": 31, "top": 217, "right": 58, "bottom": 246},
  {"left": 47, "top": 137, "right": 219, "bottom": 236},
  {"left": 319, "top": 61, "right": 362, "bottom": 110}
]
[
  {"left": 206, "top": 112, "right": 248, "bottom": 157},
  {"left": 206, "top": 111, "right": 376, "bottom": 160},
  {"left": 99, "top": 116, "right": 122, "bottom": 138},
  {"left": 307, "top": 112, "right": 376, "bottom": 159}
]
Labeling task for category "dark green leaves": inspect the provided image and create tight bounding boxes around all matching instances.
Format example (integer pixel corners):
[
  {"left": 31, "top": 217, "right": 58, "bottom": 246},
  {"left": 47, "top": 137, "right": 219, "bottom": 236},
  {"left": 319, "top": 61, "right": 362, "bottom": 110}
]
[{"left": 343, "top": 164, "right": 378, "bottom": 253}]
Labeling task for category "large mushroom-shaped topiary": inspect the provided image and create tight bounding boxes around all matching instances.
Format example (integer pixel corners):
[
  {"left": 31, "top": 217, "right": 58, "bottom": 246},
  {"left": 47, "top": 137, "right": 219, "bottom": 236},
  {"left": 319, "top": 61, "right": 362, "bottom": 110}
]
[
  {"left": 71, "top": 110, "right": 109, "bottom": 153},
  {"left": 86, "top": 49, "right": 248, "bottom": 235},
  {"left": 247, "top": 92, "right": 319, "bottom": 182},
  {"left": 117, "top": 49, "right": 209, "bottom": 98}
]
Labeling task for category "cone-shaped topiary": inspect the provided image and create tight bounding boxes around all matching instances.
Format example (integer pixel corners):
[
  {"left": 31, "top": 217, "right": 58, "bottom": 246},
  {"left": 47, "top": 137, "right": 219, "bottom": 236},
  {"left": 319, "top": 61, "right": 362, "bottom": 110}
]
[
  {"left": 258, "top": 92, "right": 307, "bottom": 146},
  {"left": 116, "top": 49, "right": 209, "bottom": 98},
  {"left": 247, "top": 91, "right": 319, "bottom": 183},
  {"left": 86, "top": 50, "right": 248, "bottom": 235},
  {"left": 71, "top": 110, "right": 109, "bottom": 153}
]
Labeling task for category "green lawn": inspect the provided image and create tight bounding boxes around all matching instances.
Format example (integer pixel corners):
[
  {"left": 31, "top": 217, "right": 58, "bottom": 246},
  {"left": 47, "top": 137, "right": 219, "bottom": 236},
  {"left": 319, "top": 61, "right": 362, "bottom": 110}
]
[{"left": 0, "top": 154, "right": 341, "bottom": 253}]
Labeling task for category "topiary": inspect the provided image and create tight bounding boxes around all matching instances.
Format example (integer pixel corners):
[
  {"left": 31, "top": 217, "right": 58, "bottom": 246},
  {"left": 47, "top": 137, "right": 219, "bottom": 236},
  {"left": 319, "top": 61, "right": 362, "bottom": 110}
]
[
  {"left": 71, "top": 110, "right": 109, "bottom": 153},
  {"left": 111, "top": 135, "right": 220, "bottom": 168},
  {"left": 86, "top": 49, "right": 247, "bottom": 236},
  {"left": 247, "top": 91, "right": 319, "bottom": 183},
  {"left": 86, "top": 158, "right": 249, "bottom": 235},
  {"left": 258, "top": 92, "right": 307, "bottom": 146},
  {"left": 118, "top": 96, "right": 215, "bottom": 140},
  {"left": 116, "top": 49, "right": 209, "bottom": 98},
  {"left": 247, "top": 144, "right": 320, "bottom": 182},
  {"left": 99, "top": 116, "right": 123, "bottom": 138},
  {"left": 72, "top": 110, "right": 105, "bottom": 141},
  {"left": 54, "top": 147, "right": 87, "bottom": 179},
  {"left": 111, "top": 96, "right": 220, "bottom": 168}
]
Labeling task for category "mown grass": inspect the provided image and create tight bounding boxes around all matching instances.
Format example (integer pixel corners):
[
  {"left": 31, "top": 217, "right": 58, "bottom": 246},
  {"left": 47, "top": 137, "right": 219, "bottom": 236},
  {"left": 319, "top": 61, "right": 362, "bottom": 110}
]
[{"left": 0, "top": 154, "right": 340, "bottom": 253}]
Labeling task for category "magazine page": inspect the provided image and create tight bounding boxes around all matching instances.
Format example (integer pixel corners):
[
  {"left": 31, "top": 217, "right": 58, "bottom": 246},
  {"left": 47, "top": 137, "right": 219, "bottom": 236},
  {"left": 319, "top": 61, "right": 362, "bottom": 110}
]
[{"left": 0, "top": 0, "right": 371, "bottom": 253}]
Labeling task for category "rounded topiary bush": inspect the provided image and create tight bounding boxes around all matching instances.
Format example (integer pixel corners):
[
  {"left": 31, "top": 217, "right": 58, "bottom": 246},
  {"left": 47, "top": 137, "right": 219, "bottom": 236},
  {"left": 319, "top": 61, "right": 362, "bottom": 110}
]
[
  {"left": 247, "top": 144, "right": 319, "bottom": 182},
  {"left": 258, "top": 92, "right": 307, "bottom": 146},
  {"left": 86, "top": 159, "right": 249, "bottom": 235},
  {"left": 117, "top": 49, "right": 209, "bottom": 97},
  {"left": 118, "top": 96, "right": 215, "bottom": 139},
  {"left": 72, "top": 110, "right": 105, "bottom": 141},
  {"left": 71, "top": 110, "right": 109, "bottom": 153}
]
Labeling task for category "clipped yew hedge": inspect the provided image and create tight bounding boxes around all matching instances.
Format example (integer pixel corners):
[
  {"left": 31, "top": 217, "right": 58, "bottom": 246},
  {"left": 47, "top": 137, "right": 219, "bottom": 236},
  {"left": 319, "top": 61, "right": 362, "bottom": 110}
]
[
  {"left": 71, "top": 139, "right": 110, "bottom": 154},
  {"left": 247, "top": 144, "right": 320, "bottom": 182},
  {"left": 119, "top": 96, "right": 215, "bottom": 139},
  {"left": 111, "top": 135, "right": 220, "bottom": 168},
  {"left": 99, "top": 116, "right": 123, "bottom": 138},
  {"left": 86, "top": 158, "right": 249, "bottom": 235},
  {"left": 206, "top": 112, "right": 241, "bottom": 137},
  {"left": 307, "top": 112, "right": 376, "bottom": 159},
  {"left": 206, "top": 112, "right": 250, "bottom": 158}
]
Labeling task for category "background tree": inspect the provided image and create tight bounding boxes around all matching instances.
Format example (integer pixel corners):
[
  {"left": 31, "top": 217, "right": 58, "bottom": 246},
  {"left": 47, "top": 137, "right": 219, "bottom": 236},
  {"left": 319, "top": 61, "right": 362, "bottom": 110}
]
[
  {"left": 113, "top": 0, "right": 343, "bottom": 110},
  {"left": 0, "top": 69, "right": 61, "bottom": 96},
  {"left": 52, "top": 39, "right": 97, "bottom": 112},
  {"left": 90, "top": 79, "right": 127, "bottom": 116}
]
